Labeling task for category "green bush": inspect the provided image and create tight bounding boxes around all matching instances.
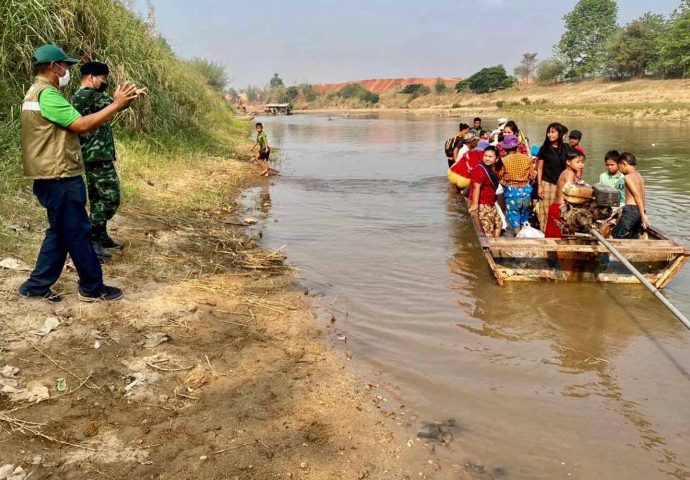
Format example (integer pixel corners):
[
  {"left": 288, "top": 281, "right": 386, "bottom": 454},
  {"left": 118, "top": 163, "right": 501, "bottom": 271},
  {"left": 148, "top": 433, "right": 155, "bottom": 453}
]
[
  {"left": 300, "top": 84, "right": 318, "bottom": 102},
  {"left": 338, "top": 83, "right": 379, "bottom": 104},
  {"left": 451, "top": 102, "right": 461, "bottom": 109},
  {"left": 455, "top": 80, "right": 470, "bottom": 92},
  {"left": 434, "top": 78, "right": 448, "bottom": 94},
  {"left": 400, "top": 83, "right": 431, "bottom": 97},
  {"left": 535, "top": 58, "right": 565, "bottom": 84}
]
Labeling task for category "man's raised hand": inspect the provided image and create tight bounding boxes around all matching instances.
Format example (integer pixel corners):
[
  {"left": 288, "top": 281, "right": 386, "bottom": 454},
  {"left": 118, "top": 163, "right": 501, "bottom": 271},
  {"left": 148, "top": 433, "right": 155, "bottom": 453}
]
[{"left": 113, "top": 82, "right": 139, "bottom": 110}]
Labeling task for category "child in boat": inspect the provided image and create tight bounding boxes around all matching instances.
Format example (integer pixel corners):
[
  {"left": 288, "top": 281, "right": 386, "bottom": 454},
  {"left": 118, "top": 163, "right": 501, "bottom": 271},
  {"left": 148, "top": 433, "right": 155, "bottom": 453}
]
[
  {"left": 612, "top": 152, "right": 649, "bottom": 239},
  {"left": 545, "top": 150, "right": 585, "bottom": 238},
  {"left": 569, "top": 130, "right": 585, "bottom": 157},
  {"left": 598, "top": 150, "right": 626, "bottom": 207},
  {"left": 468, "top": 146, "right": 502, "bottom": 237},
  {"left": 251, "top": 122, "right": 271, "bottom": 176}
]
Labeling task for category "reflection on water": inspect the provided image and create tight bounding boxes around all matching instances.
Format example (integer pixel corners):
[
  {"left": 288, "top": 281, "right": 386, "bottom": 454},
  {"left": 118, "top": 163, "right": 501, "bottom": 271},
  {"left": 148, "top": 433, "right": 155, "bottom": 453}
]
[{"left": 256, "top": 113, "right": 690, "bottom": 479}]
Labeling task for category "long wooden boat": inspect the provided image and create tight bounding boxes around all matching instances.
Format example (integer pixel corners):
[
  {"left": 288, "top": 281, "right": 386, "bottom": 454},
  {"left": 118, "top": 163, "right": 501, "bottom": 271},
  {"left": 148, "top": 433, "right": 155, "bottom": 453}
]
[{"left": 465, "top": 200, "right": 690, "bottom": 288}]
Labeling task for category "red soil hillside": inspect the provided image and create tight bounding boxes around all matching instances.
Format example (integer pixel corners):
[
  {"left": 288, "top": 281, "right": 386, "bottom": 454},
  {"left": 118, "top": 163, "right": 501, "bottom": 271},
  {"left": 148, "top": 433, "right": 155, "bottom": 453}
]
[{"left": 313, "top": 77, "right": 461, "bottom": 95}]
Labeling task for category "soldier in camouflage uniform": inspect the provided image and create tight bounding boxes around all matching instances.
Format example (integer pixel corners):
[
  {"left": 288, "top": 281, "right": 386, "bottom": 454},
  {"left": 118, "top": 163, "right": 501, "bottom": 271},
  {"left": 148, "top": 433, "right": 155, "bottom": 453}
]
[{"left": 72, "top": 62, "right": 134, "bottom": 259}]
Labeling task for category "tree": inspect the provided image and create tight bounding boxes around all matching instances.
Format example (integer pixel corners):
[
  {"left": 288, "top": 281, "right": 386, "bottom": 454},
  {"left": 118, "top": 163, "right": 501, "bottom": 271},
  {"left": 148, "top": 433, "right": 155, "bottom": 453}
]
[
  {"left": 557, "top": 0, "right": 618, "bottom": 78},
  {"left": 535, "top": 58, "right": 566, "bottom": 84},
  {"left": 456, "top": 65, "right": 515, "bottom": 94},
  {"left": 434, "top": 77, "right": 448, "bottom": 94},
  {"left": 659, "top": 1, "right": 690, "bottom": 77},
  {"left": 513, "top": 53, "right": 539, "bottom": 83},
  {"left": 187, "top": 57, "right": 229, "bottom": 92},
  {"left": 269, "top": 73, "right": 284, "bottom": 88},
  {"left": 606, "top": 13, "right": 666, "bottom": 78},
  {"left": 286, "top": 85, "right": 299, "bottom": 101}
]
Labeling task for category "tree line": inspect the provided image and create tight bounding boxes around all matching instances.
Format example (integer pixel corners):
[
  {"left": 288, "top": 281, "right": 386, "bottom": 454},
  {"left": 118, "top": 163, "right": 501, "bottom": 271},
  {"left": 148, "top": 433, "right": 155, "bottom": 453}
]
[{"left": 456, "top": 0, "right": 690, "bottom": 94}]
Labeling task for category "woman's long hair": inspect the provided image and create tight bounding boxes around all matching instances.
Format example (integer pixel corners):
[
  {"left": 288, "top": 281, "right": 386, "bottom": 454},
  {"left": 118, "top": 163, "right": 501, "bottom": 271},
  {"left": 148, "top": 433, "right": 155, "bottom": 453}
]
[{"left": 541, "top": 122, "right": 566, "bottom": 151}]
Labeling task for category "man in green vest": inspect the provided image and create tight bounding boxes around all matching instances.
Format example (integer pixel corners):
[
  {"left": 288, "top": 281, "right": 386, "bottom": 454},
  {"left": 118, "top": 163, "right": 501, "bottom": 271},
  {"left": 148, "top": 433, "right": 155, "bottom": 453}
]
[{"left": 18, "top": 44, "right": 138, "bottom": 302}]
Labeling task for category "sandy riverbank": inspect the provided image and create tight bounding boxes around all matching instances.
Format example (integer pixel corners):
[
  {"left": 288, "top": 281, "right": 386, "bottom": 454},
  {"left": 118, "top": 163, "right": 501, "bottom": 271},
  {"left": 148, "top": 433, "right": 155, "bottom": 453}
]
[{"left": 0, "top": 152, "right": 466, "bottom": 479}]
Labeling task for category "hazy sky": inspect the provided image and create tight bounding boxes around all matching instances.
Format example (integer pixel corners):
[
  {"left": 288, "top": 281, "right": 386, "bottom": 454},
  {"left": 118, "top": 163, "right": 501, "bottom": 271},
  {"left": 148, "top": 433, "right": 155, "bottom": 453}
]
[{"left": 135, "top": 0, "right": 682, "bottom": 88}]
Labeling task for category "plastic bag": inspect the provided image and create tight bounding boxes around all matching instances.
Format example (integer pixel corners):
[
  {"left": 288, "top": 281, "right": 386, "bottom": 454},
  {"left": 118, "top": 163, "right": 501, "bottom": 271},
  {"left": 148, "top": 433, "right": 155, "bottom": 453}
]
[{"left": 516, "top": 222, "right": 545, "bottom": 239}]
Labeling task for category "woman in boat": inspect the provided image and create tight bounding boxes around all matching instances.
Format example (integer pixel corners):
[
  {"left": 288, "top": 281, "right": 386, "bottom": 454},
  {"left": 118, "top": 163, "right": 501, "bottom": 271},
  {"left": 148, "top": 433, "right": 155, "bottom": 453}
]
[
  {"left": 499, "top": 134, "right": 536, "bottom": 235},
  {"left": 536, "top": 123, "right": 569, "bottom": 231},
  {"left": 498, "top": 120, "right": 530, "bottom": 156},
  {"left": 469, "top": 146, "right": 502, "bottom": 237}
]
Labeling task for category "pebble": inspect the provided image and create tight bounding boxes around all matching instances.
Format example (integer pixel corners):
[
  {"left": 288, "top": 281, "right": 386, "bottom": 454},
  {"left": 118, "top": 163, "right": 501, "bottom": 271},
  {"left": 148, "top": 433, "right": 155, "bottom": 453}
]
[
  {"left": 300, "top": 462, "right": 308, "bottom": 469},
  {"left": 199, "top": 456, "right": 207, "bottom": 461}
]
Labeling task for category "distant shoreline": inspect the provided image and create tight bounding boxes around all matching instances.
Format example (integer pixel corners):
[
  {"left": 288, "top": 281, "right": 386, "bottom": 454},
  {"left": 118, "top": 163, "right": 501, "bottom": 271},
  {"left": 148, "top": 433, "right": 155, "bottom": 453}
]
[{"left": 283, "top": 78, "right": 690, "bottom": 121}]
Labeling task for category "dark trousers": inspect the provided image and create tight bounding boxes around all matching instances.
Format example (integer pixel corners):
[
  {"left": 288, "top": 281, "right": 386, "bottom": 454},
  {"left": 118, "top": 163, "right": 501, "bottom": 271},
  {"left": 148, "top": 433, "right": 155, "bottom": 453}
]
[
  {"left": 612, "top": 205, "right": 642, "bottom": 239},
  {"left": 21, "top": 176, "right": 103, "bottom": 295}
]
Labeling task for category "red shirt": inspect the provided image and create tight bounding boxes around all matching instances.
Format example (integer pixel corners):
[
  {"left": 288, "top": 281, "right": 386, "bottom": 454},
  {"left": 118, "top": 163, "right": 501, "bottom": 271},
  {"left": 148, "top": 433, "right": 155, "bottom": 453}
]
[{"left": 470, "top": 164, "right": 498, "bottom": 205}]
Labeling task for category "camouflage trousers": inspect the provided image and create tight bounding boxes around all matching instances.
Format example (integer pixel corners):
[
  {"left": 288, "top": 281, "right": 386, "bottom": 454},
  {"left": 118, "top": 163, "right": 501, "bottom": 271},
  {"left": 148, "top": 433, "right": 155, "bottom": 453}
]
[{"left": 85, "top": 161, "right": 120, "bottom": 229}]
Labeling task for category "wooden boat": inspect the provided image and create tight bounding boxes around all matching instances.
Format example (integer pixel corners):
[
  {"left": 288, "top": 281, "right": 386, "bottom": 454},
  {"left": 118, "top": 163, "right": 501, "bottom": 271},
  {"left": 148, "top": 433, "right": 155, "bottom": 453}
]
[{"left": 465, "top": 200, "right": 690, "bottom": 288}]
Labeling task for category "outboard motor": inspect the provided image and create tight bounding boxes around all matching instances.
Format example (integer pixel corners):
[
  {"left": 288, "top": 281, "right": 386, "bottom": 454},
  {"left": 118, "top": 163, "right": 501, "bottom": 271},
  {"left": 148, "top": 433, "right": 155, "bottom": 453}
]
[
  {"left": 559, "top": 183, "right": 621, "bottom": 236},
  {"left": 561, "top": 182, "right": 595, "bottom": 234}
]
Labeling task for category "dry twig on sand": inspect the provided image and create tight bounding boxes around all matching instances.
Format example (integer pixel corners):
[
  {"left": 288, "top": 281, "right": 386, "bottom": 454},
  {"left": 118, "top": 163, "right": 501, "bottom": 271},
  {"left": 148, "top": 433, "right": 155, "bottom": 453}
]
[{"left": 0, "top": 411, "right": 95, "bottom": 451}]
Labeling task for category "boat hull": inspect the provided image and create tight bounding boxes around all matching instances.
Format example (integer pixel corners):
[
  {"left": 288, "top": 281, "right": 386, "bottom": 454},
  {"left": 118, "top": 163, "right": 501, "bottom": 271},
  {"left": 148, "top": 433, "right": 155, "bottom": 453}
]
[{"left": 463, "top": 197, "right": 690, "bottom": 288}]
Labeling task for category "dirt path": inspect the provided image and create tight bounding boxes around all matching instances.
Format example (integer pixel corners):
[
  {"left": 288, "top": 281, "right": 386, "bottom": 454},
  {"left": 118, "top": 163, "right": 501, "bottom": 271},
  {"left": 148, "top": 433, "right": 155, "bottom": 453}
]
[{"left": 0, "top": 157, "right": 462, "bottom": 479}]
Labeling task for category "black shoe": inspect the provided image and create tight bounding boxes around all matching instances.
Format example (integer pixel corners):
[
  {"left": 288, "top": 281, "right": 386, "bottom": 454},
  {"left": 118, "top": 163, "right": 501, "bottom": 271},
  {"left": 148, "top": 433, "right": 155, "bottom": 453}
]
[
  {"left": 78, "top": 285, "right": 123, "bottom": 302},
  {"left": 18, "top": 287, "right": 63, "bottom": 303},
  {"left": 92, "top": 241, "right": 112, "bottom": 260},
  {"left": 100, "top": 234, "right": 124, "bottom": 250}
]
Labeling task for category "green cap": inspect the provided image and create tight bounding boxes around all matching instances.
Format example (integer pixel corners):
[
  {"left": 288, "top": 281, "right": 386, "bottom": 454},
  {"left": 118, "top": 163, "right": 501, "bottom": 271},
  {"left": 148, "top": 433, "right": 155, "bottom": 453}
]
[{"left": 32, "top": 44, "right": 80, "bottom": 66}]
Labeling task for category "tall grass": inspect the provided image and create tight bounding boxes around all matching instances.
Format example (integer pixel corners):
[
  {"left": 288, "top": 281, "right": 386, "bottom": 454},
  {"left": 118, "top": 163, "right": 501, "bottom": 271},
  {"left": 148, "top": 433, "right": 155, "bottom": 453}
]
[{"left": 0, "top": 0, "right": 249, "bottom": 254}]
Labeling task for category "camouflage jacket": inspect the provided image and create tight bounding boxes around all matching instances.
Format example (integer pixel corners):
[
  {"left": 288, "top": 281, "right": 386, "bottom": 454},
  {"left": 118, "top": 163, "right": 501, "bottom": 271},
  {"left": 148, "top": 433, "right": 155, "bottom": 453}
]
[{"left": 71, "top": 87, "right": 116, "bottom": 163}]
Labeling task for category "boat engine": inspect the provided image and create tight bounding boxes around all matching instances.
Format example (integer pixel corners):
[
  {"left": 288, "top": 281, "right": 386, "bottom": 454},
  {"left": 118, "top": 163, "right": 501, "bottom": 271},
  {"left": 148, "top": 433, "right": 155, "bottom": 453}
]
[{"left": 559, "top": 183, "right": 620, "bottom": 235}]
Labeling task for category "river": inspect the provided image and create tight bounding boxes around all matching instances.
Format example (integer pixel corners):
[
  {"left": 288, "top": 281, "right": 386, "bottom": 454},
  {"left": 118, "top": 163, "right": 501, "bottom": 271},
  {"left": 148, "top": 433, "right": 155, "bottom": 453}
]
[{"left": 248, "top": 113, "right": 690, "bottom": 479}]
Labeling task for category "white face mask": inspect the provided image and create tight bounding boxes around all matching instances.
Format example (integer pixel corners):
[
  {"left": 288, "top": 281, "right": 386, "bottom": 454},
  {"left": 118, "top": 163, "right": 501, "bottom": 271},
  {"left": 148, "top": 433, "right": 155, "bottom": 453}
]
[{"left": 58, "top": 68, "right": 71, "bottom": 88}]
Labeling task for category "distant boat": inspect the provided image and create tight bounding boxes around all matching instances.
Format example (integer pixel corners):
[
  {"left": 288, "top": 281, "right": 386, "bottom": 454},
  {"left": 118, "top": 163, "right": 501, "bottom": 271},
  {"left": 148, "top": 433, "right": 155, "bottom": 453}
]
[{"left": 263, "top": 103, "right": 293, "bottom": 115}]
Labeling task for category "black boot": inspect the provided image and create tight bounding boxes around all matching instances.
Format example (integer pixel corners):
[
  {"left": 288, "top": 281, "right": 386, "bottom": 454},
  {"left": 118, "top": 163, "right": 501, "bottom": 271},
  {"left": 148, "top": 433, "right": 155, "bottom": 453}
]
[
  {"left": 92, "top": 240, "right": 112, "bottom": 261},
  {"left": 100, "top": 222, "right": 124, "bottom": 250},
  {"left": 91, "top": 224, "right": 112, "bottom": 260}
]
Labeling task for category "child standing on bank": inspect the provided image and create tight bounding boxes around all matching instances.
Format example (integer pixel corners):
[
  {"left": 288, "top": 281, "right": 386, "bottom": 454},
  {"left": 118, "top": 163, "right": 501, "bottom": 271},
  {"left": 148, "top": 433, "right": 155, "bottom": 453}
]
[
  {"left": 612, "top": 152, "right": 649, "bottom": 239},
  {"left": 598, "top": 150, "right": 626, "bottom": 207},
  {"left": 468, "top": 146, "right": 502, "bottom": 237},
  {"left": 251, "top": 122, "right": 270, "bottom": 176},
  {"left": 545, "top": 150, "right": 586, "bottom": 238}
]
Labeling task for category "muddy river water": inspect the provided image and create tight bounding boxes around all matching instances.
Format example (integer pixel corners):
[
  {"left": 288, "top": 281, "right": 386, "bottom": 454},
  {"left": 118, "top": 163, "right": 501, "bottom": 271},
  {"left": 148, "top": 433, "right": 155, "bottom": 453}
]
[{"left": 251, "top": 113, "right": 690, "bottom": 479}]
